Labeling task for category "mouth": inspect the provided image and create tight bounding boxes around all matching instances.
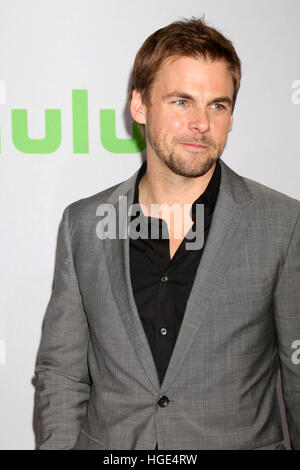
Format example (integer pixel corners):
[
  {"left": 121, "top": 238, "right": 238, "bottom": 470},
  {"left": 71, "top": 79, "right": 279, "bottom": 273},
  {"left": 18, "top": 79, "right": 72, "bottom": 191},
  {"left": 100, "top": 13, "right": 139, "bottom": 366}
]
[{"left": 180, "top": 143, "right": 208, "bottom": 150}]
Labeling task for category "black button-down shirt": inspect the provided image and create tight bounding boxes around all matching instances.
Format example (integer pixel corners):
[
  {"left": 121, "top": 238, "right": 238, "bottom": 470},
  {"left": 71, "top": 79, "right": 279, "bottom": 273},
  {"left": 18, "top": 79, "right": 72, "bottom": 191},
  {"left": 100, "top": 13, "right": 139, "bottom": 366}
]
[{"left": 129, "top": 159, "right": 221, "bottom": 385}]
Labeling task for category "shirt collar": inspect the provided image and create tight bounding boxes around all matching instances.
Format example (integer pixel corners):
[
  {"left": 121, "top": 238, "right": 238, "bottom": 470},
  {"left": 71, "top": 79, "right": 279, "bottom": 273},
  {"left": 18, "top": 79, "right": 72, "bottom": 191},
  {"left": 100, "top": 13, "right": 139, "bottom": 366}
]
[{"left": 133, "top": 158, "right": 221, "bottom": 213}]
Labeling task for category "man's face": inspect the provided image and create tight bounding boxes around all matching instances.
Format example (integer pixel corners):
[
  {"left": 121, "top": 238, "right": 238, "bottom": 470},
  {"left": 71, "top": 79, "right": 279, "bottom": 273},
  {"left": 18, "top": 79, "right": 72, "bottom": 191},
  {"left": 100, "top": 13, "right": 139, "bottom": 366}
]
[{"left": 132, "top": 55, "right": 234, "bottom": 177}]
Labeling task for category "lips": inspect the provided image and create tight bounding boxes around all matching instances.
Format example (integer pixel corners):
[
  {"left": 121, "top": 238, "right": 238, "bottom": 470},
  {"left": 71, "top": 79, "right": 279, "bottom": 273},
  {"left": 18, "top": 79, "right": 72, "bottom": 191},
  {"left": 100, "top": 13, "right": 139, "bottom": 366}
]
[{"left": 181, "top": 143, "right": 208, "bottom": 149}]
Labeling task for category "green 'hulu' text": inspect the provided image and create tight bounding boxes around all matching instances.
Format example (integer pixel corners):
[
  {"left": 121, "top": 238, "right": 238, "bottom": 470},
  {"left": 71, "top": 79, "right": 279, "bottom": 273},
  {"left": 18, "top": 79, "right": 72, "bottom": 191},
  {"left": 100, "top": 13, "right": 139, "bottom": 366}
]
[{"left": 9, "top": 89, "right": 145, "bottom": 154}]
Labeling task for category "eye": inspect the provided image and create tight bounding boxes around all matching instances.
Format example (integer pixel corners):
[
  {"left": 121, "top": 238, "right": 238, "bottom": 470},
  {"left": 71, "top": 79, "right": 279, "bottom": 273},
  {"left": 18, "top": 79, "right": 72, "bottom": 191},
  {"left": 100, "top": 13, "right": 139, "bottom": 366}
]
[
  {"left": 211, "top": 103, "right": 225, "bottom": 110},
  {"left": 174, "top": 99, "right": 188, "bottom": 106}
]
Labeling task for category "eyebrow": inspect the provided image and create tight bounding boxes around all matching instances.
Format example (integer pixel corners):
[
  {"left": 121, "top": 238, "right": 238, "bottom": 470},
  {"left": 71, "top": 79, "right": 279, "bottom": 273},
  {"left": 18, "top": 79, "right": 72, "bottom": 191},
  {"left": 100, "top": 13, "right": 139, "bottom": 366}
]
[{"left": 162, "top": 92, "right": 232, "bottom": 108}]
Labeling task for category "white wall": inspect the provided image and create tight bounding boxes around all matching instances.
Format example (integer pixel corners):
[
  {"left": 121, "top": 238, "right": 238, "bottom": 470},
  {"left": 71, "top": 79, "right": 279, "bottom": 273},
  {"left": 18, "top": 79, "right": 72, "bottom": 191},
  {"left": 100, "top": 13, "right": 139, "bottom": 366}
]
[{"left": 0, "top": 0, "right": 299, "bottom": 449}]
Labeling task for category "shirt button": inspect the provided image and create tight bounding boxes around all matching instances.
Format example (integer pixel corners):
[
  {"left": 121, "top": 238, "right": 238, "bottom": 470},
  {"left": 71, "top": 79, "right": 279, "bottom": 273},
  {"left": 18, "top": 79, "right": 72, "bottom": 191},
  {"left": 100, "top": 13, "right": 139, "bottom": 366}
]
[
  {"left": 157, "top": 396, "right": 169, "bottom": 408},
  {"left": 160, "top": 275, "right": 168, "bottom": 283},
  {"left": 160, "top": 328, "right": 167, "bottom": 335}
]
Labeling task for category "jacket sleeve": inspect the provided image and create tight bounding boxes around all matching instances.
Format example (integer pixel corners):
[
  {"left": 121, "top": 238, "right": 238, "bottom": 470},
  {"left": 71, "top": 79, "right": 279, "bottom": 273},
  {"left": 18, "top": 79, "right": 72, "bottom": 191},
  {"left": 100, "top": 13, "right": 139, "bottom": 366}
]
[
  {"left": 273, "top": 211, "right": 300, "bottom": 450},
  {"left": 34, "top": 205, "right": 91, "bottom": 449}
]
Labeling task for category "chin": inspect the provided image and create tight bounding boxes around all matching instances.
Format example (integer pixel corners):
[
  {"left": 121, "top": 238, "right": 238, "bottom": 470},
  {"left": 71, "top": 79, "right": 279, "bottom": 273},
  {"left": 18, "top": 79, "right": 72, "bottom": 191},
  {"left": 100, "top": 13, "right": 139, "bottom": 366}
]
[{"left": 165, "top": 157, "right": 217, "bottom": 178}]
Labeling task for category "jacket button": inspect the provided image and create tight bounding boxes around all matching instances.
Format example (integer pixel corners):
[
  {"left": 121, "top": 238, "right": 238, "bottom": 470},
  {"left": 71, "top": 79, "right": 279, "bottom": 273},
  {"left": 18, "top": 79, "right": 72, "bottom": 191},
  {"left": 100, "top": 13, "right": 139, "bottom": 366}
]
[{"left": 157, "top": 396, "right": 169, "bottom": 407}]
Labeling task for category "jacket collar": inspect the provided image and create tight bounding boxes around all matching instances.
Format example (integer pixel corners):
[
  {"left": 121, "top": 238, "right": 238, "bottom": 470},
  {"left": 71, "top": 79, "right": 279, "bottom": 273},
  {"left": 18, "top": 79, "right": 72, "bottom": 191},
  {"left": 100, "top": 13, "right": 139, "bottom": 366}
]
[{"left": 102, "top": 158, "right": 254, "bottom": 393}]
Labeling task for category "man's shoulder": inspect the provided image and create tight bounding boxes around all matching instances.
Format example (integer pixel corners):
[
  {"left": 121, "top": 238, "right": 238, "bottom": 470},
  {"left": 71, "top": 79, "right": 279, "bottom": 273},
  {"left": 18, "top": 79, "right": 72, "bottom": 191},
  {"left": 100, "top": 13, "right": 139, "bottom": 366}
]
[
  {"left": 220, "top": 160, "right": 300, "bottom": 235},
  {"left": 221, "top": 159, "right": 300, "bottom": 216},
  {"left": 241, "top": 173, "right": 300, "bottom": 215},
  {"left": 68, "top": 181, "right": 122, "bottom": 214},
  {"left": 63, "top": 170, "right": 137, "bottom": 227}
]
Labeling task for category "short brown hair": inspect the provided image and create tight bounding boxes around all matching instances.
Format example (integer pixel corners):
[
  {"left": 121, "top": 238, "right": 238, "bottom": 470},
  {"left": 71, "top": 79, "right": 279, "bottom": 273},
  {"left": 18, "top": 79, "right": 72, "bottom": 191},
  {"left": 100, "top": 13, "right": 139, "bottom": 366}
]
[{"left": 128, "top": 16, "right": 242, "bottom": 137}]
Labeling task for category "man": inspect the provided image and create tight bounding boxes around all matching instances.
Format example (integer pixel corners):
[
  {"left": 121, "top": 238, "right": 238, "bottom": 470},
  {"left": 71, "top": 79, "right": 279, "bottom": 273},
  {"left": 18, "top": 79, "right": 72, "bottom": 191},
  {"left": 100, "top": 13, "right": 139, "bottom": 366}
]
[{"left": 34, "top": 17, "right": 300, "bottom": 450}]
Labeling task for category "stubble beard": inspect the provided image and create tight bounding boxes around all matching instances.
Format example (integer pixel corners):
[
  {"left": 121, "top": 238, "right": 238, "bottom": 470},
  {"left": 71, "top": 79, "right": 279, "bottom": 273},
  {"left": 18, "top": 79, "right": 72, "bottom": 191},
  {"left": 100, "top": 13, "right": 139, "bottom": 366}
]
[{"left": 145, "top": 121, "right": 227, "bottom": 178}]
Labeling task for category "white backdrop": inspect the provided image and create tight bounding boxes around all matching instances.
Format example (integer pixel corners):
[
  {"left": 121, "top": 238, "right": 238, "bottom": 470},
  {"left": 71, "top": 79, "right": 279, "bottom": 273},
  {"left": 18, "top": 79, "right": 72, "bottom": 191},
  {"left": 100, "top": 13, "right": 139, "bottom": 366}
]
[{"left": 0, "top": 0, "right": 299, "bottom": 449}]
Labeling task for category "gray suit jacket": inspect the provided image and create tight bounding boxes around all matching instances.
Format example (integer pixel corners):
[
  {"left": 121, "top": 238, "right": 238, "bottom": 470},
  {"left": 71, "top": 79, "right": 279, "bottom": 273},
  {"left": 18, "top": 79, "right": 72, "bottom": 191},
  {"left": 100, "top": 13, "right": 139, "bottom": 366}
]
[{"left": 34, "top": 159, "right": 300, "bottom": 450}]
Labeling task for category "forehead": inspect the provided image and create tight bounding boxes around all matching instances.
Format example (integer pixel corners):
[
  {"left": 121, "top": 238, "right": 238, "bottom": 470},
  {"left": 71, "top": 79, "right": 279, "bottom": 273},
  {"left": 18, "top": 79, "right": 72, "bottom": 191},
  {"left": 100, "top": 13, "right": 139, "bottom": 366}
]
[{"left": 151, "top": 55, "right": 234, "bottom": 96}]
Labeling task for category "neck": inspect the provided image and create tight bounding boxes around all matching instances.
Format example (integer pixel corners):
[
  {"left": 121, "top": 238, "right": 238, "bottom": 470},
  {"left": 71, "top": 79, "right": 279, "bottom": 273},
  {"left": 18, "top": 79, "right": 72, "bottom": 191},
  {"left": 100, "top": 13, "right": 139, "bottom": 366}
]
[{"left": 139, "top": 156, "right": 216, "bottom": 208}]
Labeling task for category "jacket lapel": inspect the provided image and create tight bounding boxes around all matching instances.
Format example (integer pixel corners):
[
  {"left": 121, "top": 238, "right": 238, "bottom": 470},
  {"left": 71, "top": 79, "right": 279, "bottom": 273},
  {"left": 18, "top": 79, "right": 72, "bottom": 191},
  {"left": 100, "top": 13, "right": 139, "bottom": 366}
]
[
  {"left": 102, "top": 170, "right": 161, "bottom": 393},
  {"left": 160, "top": 159, "right": 255, "bottom": 392},
  {"left": 102, "top": 159, "right": 255, "bottom": 395}
]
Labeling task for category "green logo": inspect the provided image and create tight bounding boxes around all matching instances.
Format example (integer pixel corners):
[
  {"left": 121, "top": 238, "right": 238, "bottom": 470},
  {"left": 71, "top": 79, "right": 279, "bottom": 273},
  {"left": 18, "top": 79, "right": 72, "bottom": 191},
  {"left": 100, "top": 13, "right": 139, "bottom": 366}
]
[{"left": 9, "top": 89, "right": 145, "bottom": 154}]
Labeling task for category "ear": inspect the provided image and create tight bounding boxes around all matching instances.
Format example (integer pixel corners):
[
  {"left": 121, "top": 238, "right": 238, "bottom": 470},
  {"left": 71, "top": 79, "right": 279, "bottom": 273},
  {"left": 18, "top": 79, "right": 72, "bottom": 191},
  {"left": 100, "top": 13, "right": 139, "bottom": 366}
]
[{"left": 130, "top": 89, "right": 146, "bottom": 124}]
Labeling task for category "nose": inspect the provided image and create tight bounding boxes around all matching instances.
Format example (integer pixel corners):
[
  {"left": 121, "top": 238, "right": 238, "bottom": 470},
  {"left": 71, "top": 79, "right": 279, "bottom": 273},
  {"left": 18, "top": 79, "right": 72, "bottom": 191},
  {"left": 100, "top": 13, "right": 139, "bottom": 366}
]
[{"left": 188, "top": 108, "right": 210, "bottom": 133}]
